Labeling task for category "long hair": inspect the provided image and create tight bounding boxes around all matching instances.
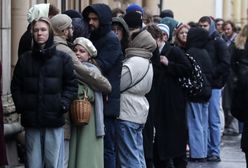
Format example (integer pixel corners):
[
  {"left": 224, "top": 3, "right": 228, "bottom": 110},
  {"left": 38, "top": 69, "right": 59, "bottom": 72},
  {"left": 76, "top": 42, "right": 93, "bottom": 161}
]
[{"left": 235, "top": 25, "right": 248, "bottom": 49}]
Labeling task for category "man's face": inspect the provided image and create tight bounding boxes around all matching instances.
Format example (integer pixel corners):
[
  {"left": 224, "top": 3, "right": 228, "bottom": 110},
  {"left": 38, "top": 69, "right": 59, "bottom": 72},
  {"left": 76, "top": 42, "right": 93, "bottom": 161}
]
[
  {"left": 33, "top": 21, "right": 49, "bottom": 45},
  {"left": 216, "top": 20, "right": 224, "bottom": 33},
  {"left": 88, "top": 12, "right": 100, "bottom": 31},
  {"left": 198, "top": 21, "right": 210, "bottom": 31}
]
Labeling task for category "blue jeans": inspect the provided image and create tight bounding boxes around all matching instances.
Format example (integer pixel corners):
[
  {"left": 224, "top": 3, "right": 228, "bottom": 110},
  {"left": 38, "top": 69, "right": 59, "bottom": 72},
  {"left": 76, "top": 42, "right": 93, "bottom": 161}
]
[
  {"left": 208, "top": 89, "right": 221, "bottom": 157},
  {"left": 104, "top": 118, "right": 117, "bottom": 168},
  {"left": 187, "top": 102, "right": 209, "bottom": 158},
  {"left": 25, "top": 127, "right": 64, "bottom": 168},
  {"left": 116, "top": 120, "right": 146, "bottom": 168}
]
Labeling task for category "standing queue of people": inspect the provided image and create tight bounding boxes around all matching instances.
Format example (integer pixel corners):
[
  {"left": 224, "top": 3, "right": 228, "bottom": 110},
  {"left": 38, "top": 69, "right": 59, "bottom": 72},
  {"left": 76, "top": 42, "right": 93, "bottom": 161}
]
[{"left": 2, "top": 2, "right": 247, "bottom": 168}]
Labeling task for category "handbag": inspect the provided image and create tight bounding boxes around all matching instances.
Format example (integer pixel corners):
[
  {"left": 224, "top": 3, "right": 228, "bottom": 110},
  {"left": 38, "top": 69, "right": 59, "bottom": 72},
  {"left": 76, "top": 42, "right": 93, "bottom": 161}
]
[{"left": 70, "top": 82, "right": 94, "bottom": 126}]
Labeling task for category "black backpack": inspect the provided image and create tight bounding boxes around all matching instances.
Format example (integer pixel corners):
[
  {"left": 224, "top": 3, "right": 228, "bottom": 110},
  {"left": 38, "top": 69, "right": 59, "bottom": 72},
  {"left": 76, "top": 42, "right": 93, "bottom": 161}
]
[{"left": 178, "top": 53, "right": 204, "bottom": 96}]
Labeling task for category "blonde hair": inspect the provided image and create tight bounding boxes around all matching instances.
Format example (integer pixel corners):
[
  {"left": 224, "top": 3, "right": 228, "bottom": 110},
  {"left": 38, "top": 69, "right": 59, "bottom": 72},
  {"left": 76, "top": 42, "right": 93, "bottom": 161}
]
[{"left": 235, "top": 24, "right": 248, "bottom": 49}]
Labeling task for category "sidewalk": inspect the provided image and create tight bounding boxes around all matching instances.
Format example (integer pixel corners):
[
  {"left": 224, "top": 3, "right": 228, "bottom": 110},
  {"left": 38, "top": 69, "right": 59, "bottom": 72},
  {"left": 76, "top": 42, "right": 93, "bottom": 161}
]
[{"left": 188, "top": 134, "right": 246, "bottom": 168}]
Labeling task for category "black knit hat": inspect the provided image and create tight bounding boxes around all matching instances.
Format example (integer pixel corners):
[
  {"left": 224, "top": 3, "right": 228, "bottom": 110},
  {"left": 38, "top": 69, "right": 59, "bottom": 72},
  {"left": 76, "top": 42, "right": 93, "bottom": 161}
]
[{"left": 123, "top": 12, "right": 142, "bottom": 29}]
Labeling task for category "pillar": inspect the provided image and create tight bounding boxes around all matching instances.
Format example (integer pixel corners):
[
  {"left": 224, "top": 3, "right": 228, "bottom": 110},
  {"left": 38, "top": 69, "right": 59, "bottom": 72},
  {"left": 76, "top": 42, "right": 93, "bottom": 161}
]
[
  {"left": 241, "top": 0, "right": 248, "bottom": 26},
  {"left": 223, "top": 0, "right": 233, "bottom": 20},
  {"left": 233, "top": 0, "right": 242, "bottom": 26},
  {"left": 143, "top": 0, "right": 159, "bottom": 15}
]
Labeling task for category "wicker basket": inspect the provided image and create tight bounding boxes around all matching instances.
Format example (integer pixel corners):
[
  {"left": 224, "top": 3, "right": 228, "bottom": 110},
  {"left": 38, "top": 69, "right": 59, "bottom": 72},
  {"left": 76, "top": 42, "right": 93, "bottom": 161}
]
[{"left": 70, "top": 98, "right": 92, "bottom": 126}]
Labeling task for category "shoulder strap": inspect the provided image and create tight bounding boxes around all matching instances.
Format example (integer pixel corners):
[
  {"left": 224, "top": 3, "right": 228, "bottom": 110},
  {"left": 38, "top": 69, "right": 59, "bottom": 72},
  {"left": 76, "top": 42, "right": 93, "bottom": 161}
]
[{"left": 121, "top": 60, "right": 151, "bottom": 93}]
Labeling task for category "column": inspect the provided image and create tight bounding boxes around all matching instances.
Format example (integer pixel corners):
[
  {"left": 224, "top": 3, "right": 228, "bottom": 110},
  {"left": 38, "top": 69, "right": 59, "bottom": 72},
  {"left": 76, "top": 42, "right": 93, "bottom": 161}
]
[
  {"left": 233, "top": 0, "right": 241, "bottom": 26},
  {"left": 215, "top": 0, "right": 223, "bottom": 18},
  {"left": 143, "top": 0, "right": 159, "bottom": 15},
  {"left": 223, "top": 0, "right": 232, "bottom": 20},
  {"left": 241, "top": 0, "right": 248, "bottom": 26}
]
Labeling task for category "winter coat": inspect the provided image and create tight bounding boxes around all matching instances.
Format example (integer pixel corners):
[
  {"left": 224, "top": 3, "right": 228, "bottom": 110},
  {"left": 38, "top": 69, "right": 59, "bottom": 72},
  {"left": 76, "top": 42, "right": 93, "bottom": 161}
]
[
  {"left": 82, "top": 4, "right": 123, "bottom": 118},
  {"left": 11, "top": 38, "right": 78, "bottom": 128},
  {"left": 205, "top": 21, "right": 230, "bottom": 88},
  {"left": 186, "top": 27, "right": 213, "bottom": 102},
  {"left": 119, "top": 30, "right": 156, "bottom": 124},
  {"left": 154, "top": 42, "right": 192, "bottom": 159}
]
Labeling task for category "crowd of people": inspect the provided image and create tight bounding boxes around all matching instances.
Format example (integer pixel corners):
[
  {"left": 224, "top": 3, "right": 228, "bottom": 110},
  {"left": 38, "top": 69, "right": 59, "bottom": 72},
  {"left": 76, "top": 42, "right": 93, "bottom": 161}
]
[{"left": 0, "top": 2, "right": 248, "bottom": 168}]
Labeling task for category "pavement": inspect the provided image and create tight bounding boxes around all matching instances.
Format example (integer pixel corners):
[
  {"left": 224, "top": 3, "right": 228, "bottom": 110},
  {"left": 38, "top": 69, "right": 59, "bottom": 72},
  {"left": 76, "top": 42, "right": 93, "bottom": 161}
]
[
  {"left": 188, "top": 134, "right": 246, "bottom": 168},
  {"left": 5, "top": 134, "right": 246, "bottom": 168}
]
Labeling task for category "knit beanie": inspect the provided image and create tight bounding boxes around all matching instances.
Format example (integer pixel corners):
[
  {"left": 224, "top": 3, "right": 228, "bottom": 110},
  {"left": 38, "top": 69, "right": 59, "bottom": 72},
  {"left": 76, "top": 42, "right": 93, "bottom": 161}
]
[
  {"left": 50, "top": 14, "right": 72, "bottom": 33},
  {"left": 126, "top": 3, "right": 144, "bottom": 15},
  {"left": 27, "top": 3, "right": 50, "bottom": 23},
  {"left": 123, "top": 12, "right": 142, "bottom": 29},
  {"left": 157, "top": 23, "right": 170, "bottom": 37},
  {"left": 73, "top": 37, "right": 97, "bottom": 57}
]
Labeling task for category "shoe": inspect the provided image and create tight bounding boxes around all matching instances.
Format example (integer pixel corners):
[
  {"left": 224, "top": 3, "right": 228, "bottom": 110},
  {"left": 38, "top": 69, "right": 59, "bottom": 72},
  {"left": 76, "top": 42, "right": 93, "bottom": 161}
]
[
  {"left": 189, "top": 157, "right": 207, "bottom": 162},
  {"left": 207, "top": 155, "right": 221, "bottom": 162}
]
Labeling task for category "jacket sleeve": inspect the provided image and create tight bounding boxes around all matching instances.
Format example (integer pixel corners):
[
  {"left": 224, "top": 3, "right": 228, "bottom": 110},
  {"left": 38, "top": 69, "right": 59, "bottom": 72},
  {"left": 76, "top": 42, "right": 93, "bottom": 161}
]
[
  {"left": 95, "top": 37, "right": 122, "bottom": 74},
  {"left": 58, "top": 45, "right": 112, "bottom": 93},
  {"left": 61, "top": 55, "right": 78, "bottom": 113},
  {"left": 11, "top": 58, "right": 24, "bottom": 113},
  {"left": 164, "top": 47, "right": 192, "bottom": 78},
  {"left": 74, "top": 63, "right": 112, "bottom": 93},
  {"left": 213, "top": 38, "right": 231, "bottom": 79}
]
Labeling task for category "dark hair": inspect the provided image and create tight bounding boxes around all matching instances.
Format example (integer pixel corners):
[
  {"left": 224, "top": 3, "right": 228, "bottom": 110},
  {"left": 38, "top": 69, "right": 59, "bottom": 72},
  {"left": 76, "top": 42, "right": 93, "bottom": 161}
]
[
  {"left": 112, "top": 8, "right": 125, "bottom": 17},
  {"left": 160, "top": 9, "right": 174, "bottom": 18},
  {"left": 48, "top": 4, "right": 60, "bottom": 17},
  {"left": 145, "top": 24, "right": 163, "bottom": 39},
  {"left": 188, "top": 21, "right": 198, "bottom": 28},
  {"left": 223, "top": 20, "right": 237, "bottom": 32},
  {"left": 215, "top": 18, "right": 224, "bottom": 24},
  {"left": 198, "top": 16, "right": 211, "bottom": 24}
]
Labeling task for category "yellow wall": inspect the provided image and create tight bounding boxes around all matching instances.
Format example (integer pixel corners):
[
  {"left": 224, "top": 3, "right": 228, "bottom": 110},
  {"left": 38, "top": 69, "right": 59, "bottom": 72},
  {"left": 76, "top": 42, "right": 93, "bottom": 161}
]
[{"left": 162, "top": 0, "right": 215, "bottom": 23}]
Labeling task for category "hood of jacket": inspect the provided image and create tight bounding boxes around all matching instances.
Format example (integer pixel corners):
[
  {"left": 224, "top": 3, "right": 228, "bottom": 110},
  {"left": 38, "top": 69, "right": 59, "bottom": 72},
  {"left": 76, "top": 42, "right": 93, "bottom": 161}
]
[
  {"left": 112, "top": 17, "right": 129, "bottom": 36},
  {"left": 125, "top": 30, "right": 157, "bottom": 60},
  {"left": 186, "top": 27, "right": 209, "bottom": 49},
  {"left": 82, "top": 3, "right": 112, "bottom": 41},
  {"left": 32, "top": 31, "right": 56, "bottom": 60}
]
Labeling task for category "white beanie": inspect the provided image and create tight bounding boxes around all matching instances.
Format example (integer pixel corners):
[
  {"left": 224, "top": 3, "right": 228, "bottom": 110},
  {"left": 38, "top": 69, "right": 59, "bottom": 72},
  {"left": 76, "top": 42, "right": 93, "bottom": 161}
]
[
  {"left": 27, "top": 3, "right": 50, "bottom": 23},
  {"left": 73, "top": 37, "right": 97, "bottom": 57},
  {"left": 50, "top": 14, "right": 72, "bottom": 33},
  {"left": 157, "top": 23, "right": 170, "bottom": 37}
]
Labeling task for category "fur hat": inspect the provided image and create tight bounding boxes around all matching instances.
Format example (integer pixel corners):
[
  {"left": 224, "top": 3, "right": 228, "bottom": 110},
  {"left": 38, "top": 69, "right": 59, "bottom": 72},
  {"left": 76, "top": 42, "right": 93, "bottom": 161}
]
[
  {"left": 126, "top": 3, "right": 144, "bottom": 15},
  {"left": 123, "top": 12, "right": 142, "bottom": 29},
  {"left": 157, "top": 23, "right": 170, "bottom": 37},
  {"left": 73, "top": 37, "right": 97, "bottom": 57},
  {"left": 27, "top": 3, "right": 50, "bottom": 23},
  {"left": 50, "top": 14, "right": 72, "bottom": 33}
]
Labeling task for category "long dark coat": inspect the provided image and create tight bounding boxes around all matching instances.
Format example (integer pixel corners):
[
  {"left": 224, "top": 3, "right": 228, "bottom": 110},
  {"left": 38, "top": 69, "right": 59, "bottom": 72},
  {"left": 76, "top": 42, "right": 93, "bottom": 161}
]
[
  {"left": 154, "top": 43, "right": 192, "bottom": 160},
  {"left": 0, "top": 62, "right": 7, "bottom": 165}
]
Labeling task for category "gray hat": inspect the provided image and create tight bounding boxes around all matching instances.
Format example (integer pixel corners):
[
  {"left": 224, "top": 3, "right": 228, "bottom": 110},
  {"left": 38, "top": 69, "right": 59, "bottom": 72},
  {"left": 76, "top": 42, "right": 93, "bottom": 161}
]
[
  {"left": 73, "top": 37, "right": 97, "bottom": 57},
  {"left": 50, "top": 14, "right": 72, "bottom": 33}
]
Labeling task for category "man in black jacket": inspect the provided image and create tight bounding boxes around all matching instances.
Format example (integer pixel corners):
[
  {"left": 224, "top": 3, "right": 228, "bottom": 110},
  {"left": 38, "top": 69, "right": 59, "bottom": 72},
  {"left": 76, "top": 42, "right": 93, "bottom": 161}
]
[
  {"left": 198, "top": 16, "right": 230, "bottom": 162},
  {"left": 82, "top": 4, "right": 123, "bottom": 168}
]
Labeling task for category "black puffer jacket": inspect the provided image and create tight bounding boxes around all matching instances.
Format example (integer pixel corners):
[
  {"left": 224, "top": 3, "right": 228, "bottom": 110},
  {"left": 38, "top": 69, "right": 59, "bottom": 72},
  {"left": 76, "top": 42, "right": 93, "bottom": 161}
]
[{"left": 11, "top": 39, "right": 77, "bottom": 128}]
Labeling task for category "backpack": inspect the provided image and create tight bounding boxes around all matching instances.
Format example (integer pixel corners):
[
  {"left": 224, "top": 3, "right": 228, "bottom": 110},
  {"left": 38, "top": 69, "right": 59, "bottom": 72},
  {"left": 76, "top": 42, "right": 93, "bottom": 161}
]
[{"left": 178, "top": 53, "right": 204, "bottom": 97}]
